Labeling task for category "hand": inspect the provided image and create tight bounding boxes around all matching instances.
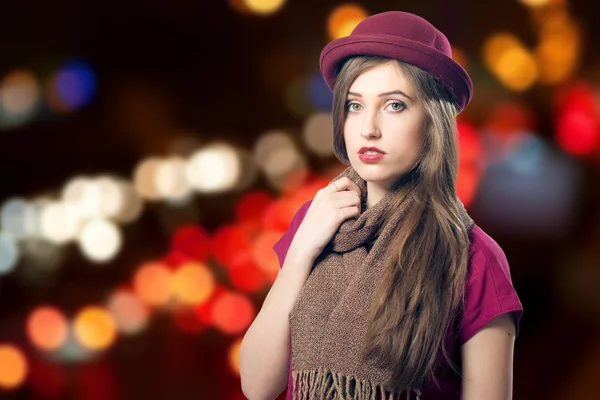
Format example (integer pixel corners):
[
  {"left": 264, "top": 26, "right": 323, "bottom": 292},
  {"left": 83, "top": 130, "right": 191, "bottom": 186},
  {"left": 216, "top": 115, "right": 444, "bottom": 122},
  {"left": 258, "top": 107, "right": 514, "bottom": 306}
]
[{"left": 289, "top": 177, "right": 362, "bottom": 262}]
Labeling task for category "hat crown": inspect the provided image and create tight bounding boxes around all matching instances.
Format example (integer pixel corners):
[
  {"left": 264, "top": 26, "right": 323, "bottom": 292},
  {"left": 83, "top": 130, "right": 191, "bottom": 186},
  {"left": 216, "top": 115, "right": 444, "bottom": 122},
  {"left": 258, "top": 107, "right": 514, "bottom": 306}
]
[{"left": 351, "top": 11, "right": 452, "bottom": 58}]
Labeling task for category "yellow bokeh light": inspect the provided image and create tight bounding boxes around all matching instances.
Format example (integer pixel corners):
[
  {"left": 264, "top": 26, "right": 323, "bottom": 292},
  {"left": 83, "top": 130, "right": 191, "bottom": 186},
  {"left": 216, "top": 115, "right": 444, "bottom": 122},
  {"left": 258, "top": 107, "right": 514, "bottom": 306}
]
[
  {"left": 483, "top": 33, "right": 522, "bottom": 69},
  {"left": 484, "top": 33, "right": 538, "bottom": 92},
  {"left": 73, "top": 306, "right": 118, "bottom": 351},
  {"left": 518, "top": 0, "right": 551, "bottom": 7},
  {"left": 495, "top": 47, "right": 538, "bottom": 91},
  {"left": 26, "top": 306, "right": 68, "bottom": 352},
  {"left": 327, "top": 4, "right": 369, "bottom": 40},
  {"left": 229, "top": 338, "right": 243, "bottom": 375},
  {"left": 0, "top": 344, "right": 28, "bottom": 389},
  {"left": 133, "top": 262, "right": 173, "bottom": 307},
  {"left": 243, "top": 0, "right": 286, "bottom": 15},
  {"left": 171, "top": 262, "right": 215, "bottom": 305},
  {"left": 535, "top": 13, "right": 580, "bottom": 85}
]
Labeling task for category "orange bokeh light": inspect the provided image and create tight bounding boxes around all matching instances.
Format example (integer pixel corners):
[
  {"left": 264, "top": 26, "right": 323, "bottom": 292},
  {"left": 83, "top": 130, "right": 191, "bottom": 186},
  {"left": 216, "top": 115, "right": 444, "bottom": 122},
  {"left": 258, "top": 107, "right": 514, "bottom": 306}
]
[
  {"left": 211, "top": 292, "right": 255, "bottom": 335},
  {"left": 133, "top": 262, "right": 173, "bottom": 306},
  {"left": 0, "top": 344, "right": 28, "bottom": 389},
  {"left": 107, "top": 289, "right": 150, "bottom": 335},
  {"left": 171, "top": 262, "right": 215, "bottom": 305},
  {"left": 252, "top": 231, "right": 285, "bottom": 281},
  {"left": 73, "top": 306, "right": 118, "bottom": 351},
  {"left": 327, "top": 4, "right": 369, "bottom": 40},
  {"left": 229, "top": 338, "right": 243, "bottom": 375},
  {"left": 26, "top": 306, "right": 68, "bottom": 352}
]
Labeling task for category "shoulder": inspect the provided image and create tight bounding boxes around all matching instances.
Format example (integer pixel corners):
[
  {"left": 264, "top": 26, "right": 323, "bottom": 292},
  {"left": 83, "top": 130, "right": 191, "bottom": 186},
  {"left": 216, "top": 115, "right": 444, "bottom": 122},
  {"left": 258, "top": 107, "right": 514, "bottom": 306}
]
[
  {"left": 459, "top": 224, "right": 523, "bottom": 345},
  {"left": 467, "top": 225, "right": 513, "bottom": 285}
]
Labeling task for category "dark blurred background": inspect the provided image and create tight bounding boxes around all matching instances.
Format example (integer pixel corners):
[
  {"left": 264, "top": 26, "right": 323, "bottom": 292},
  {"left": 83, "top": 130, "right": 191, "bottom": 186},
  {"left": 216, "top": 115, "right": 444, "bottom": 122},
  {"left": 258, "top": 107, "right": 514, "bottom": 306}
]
[{"left": 0, "top": 0, "right": 599, "bottom": 399}]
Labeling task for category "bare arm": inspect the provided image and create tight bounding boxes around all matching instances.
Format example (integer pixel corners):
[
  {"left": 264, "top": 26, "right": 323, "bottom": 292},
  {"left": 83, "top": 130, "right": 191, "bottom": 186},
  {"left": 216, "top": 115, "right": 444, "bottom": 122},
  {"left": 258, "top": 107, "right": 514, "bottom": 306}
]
[
  {"left": 461, "top": 313, "right": 517, "bottom": 400},
  {"left": 238, "top": 247, "right": 314, "bottom": 400},
  {"left": 239, "top": 177, "right": 362, "bottom": 400}
]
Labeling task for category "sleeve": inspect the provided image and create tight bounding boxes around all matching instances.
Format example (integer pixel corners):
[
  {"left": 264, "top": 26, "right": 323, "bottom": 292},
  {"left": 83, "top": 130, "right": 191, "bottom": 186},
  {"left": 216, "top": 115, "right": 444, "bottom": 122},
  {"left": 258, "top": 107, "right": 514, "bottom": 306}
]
[
  {"left": 272, "top": 201, "right": 312, "bottom": 269},
  {"left": 459, "top": 227, "right": 523, "bottom": 345}
]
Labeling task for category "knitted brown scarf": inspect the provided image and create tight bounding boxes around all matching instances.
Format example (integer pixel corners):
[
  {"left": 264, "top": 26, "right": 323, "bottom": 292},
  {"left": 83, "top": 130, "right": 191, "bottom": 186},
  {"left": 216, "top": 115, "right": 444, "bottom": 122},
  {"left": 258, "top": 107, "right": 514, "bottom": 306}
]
[{"left": 289, "top": 166, "right": 474, "bottom": 400}]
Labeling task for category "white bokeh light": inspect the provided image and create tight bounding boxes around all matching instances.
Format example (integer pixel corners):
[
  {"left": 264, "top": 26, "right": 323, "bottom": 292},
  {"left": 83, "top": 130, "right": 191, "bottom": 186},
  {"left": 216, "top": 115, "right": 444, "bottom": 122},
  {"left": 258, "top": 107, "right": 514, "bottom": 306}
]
[
  {"left": 112, "top": 181, "right": 144, "bottom": 224},
  {"left": 134, "top": 158, "right": 162, "bottom": 200},
  {"left": 156, "top": 157, "right": 193, "bottom": 202},
  {"left": 95, "top": 176, "right": 125, "bottom": 219},
  {"left": 0, "top": 198, "right": 36, "bottom": 240},
  {"left": 39, "top": 202, "right": 80, "bottom": 244},
  {"left": 186, "top": 143, "right": 241, "bottom": 193},
  {"left": 0, "top": 233, "right": 19, "bottom": 275},
  {"left": 78, "top": 218, "right": 122, "bottom": 263},
  {"left": 62, "top": 177, "right": 102, "bottom": 220},
  {"left": 303, "top": 113, "right": 334, "bottom": 157},
  {"left": 253, "top": 130, "right": 297, "bottom": 170}
]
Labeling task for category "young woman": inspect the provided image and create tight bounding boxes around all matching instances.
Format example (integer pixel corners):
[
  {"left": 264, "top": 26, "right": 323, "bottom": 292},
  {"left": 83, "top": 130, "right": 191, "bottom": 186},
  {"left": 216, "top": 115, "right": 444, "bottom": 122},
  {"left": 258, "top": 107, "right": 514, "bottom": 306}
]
[{"left": 239, "top": 11, "right": 523, "bottom": 400}]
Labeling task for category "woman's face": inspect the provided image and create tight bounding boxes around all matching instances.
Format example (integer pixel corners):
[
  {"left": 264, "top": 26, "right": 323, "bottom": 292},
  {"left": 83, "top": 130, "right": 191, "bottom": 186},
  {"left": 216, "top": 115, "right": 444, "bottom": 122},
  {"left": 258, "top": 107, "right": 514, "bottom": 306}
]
[{"left": 343, "top": 61, "right": 427, "bottom": 190}]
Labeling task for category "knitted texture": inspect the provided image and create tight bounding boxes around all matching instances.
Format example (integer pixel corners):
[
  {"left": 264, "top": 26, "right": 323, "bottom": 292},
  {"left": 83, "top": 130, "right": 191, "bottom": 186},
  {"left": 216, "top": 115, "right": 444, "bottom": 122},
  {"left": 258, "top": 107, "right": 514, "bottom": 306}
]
[{"left": 289, "top": 166, "right": 474, "bottom": 399}]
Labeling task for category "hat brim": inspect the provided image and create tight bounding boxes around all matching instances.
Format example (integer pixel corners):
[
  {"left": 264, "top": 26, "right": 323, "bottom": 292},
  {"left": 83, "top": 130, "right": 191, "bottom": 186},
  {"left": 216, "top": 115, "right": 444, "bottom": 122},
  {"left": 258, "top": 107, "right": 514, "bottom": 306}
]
[{"left": 319, "top": 33, "right": 473, "bottom": 110}]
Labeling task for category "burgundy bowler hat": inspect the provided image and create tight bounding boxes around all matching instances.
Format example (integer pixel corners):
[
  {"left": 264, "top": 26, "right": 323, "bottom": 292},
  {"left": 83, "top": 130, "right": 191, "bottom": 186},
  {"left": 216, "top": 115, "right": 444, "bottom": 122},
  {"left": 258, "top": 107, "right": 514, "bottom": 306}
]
[{"left": 320, "top": 11, "right": 473, "bottom": 111}]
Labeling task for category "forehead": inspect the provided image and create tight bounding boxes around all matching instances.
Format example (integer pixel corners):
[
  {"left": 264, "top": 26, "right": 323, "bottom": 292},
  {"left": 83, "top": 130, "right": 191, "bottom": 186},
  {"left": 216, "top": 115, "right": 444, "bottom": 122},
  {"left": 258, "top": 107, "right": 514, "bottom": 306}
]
[{"left": 348, "top": 61, "right": 414, "bottom": 95}]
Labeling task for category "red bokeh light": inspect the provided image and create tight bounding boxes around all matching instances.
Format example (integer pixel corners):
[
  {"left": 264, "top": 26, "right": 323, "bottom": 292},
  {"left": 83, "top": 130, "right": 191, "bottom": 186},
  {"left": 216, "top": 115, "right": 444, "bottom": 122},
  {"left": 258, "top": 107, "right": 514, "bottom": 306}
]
[
  {"left": 236, "top": 190, "right": 273, "bottom": 223},
  {"left": 484, "top": 102, "right": 536, "bottom": 135},
  {"left": 457, "top": 121, "right": 483, "bottom": 164},
  {"left": 212, "top": 225, "right": 253, "bottom": 268},
  {"left": 171, "top": 225, "right": 211, "bottom": 263},
  {"left": 173, "top": 307, "right": 205, "bottom": 335},
  {"left": 194, "top": 286, "right": 227, "bottom": 326},
  {"left": 29, "top": 359, "right": 67, "bottom": 400},
  {"left": 228, "top": 252, "right": 268, "bottom": 293},
  {"left": 262, "top": 200, "right": 297, "bottom": 232},
  {"left": 554, "top": 82, "right": 600, "bottom": 156}
]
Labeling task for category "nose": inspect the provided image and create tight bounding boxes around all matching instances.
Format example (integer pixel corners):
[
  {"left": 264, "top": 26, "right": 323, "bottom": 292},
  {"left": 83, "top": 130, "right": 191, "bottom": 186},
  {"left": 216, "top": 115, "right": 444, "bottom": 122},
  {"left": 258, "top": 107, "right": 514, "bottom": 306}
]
[{"left": 359, "top": 110, "right": 381, "bottom": 140}]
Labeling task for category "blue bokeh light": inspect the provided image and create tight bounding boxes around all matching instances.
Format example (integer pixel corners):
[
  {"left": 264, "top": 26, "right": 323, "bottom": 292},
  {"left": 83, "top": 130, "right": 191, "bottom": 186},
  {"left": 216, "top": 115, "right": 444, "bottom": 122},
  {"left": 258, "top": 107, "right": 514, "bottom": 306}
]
[
  {"left": 306, "top": 73, "right": 333, "bottom": 111},
  {"left": 55, "top": 60, "right": 97, "bottom": 109}
]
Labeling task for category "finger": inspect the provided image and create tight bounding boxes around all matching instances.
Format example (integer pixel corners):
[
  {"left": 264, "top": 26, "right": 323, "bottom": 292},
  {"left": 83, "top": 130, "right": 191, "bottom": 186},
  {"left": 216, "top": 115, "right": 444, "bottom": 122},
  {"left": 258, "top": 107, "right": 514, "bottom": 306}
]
[
  {"left": 334, "top": 177, "right": 362, "bottom": 198},
  {"left": 336, "top": 206, "right": 360, "bottom": 222},
  {"left": 334, "top": 191, "right": 361, "bottom": 209}
]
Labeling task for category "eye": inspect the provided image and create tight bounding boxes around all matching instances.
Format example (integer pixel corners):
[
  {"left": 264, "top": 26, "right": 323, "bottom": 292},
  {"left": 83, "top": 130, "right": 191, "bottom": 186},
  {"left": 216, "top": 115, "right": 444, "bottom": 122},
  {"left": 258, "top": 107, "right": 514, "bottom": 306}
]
[
  {"left": 345, "top": 101, "right": 362, "bottom": 112},
  {"left": 386, "top": 101, "right": 406, "bottom": 112}
]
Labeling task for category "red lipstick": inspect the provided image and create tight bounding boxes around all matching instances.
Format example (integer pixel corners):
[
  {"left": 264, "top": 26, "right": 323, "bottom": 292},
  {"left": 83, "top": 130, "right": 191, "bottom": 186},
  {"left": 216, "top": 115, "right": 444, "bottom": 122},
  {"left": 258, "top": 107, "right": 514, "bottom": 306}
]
[{"left": 358, "top": 146, "right": 386, "bottom": 163}]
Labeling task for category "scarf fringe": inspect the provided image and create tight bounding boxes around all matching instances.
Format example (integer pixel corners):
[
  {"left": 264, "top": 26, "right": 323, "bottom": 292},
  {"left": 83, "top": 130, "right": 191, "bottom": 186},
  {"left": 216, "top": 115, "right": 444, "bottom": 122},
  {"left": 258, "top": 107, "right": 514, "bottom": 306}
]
[{"left": 292, "top": 369, "right": 421, "bottom": 400}]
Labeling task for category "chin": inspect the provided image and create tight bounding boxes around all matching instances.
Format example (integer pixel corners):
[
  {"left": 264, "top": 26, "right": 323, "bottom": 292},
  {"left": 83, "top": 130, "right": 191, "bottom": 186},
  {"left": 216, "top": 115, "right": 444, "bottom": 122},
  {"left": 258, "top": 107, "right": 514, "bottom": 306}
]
[{"left": 353, "top": 165, "right": 396, "bottom": 184}]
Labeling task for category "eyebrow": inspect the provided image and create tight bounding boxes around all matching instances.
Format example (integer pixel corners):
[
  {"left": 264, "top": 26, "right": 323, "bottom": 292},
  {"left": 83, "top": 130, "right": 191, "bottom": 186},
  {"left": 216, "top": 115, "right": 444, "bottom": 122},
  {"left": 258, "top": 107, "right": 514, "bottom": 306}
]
[{"left": 347, "top": 90, "right": 413, "bottom": 101}]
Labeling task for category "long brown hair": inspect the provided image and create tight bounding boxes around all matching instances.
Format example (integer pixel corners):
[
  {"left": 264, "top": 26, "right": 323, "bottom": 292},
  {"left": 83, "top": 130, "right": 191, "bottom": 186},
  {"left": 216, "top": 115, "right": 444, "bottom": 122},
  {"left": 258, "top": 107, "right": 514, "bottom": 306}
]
[{"left": 332, "top": 56, "right": 471, "bottom": 393}]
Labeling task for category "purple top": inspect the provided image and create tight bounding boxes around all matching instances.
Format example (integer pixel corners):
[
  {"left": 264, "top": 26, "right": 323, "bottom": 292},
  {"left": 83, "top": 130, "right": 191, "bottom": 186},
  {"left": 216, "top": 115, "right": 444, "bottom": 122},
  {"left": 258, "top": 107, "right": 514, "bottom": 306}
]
[{"left": 273, "top": 201, "right": 523, "bottom": 399}]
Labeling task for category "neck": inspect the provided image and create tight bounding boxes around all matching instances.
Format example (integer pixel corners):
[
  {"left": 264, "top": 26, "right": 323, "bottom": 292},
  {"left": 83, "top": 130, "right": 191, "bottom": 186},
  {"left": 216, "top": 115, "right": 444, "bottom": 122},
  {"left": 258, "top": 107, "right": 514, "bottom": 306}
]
[{"left": 366, "top": 181, "right": 390, "bottom": 209}]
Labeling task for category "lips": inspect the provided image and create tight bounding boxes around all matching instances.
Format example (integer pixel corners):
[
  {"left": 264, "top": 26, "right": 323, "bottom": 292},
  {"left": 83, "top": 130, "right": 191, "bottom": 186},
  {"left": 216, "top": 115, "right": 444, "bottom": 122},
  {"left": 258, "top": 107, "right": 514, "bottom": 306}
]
[{"left": 358, "top": 146, "right": 386, "bottom": 155}]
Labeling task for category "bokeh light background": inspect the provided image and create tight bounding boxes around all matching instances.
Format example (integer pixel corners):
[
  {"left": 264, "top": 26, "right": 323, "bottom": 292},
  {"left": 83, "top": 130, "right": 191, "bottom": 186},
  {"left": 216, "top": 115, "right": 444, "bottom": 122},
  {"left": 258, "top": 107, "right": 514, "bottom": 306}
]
[{"left": 0, "top": 0, "right": 599, "bottom": 399}]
